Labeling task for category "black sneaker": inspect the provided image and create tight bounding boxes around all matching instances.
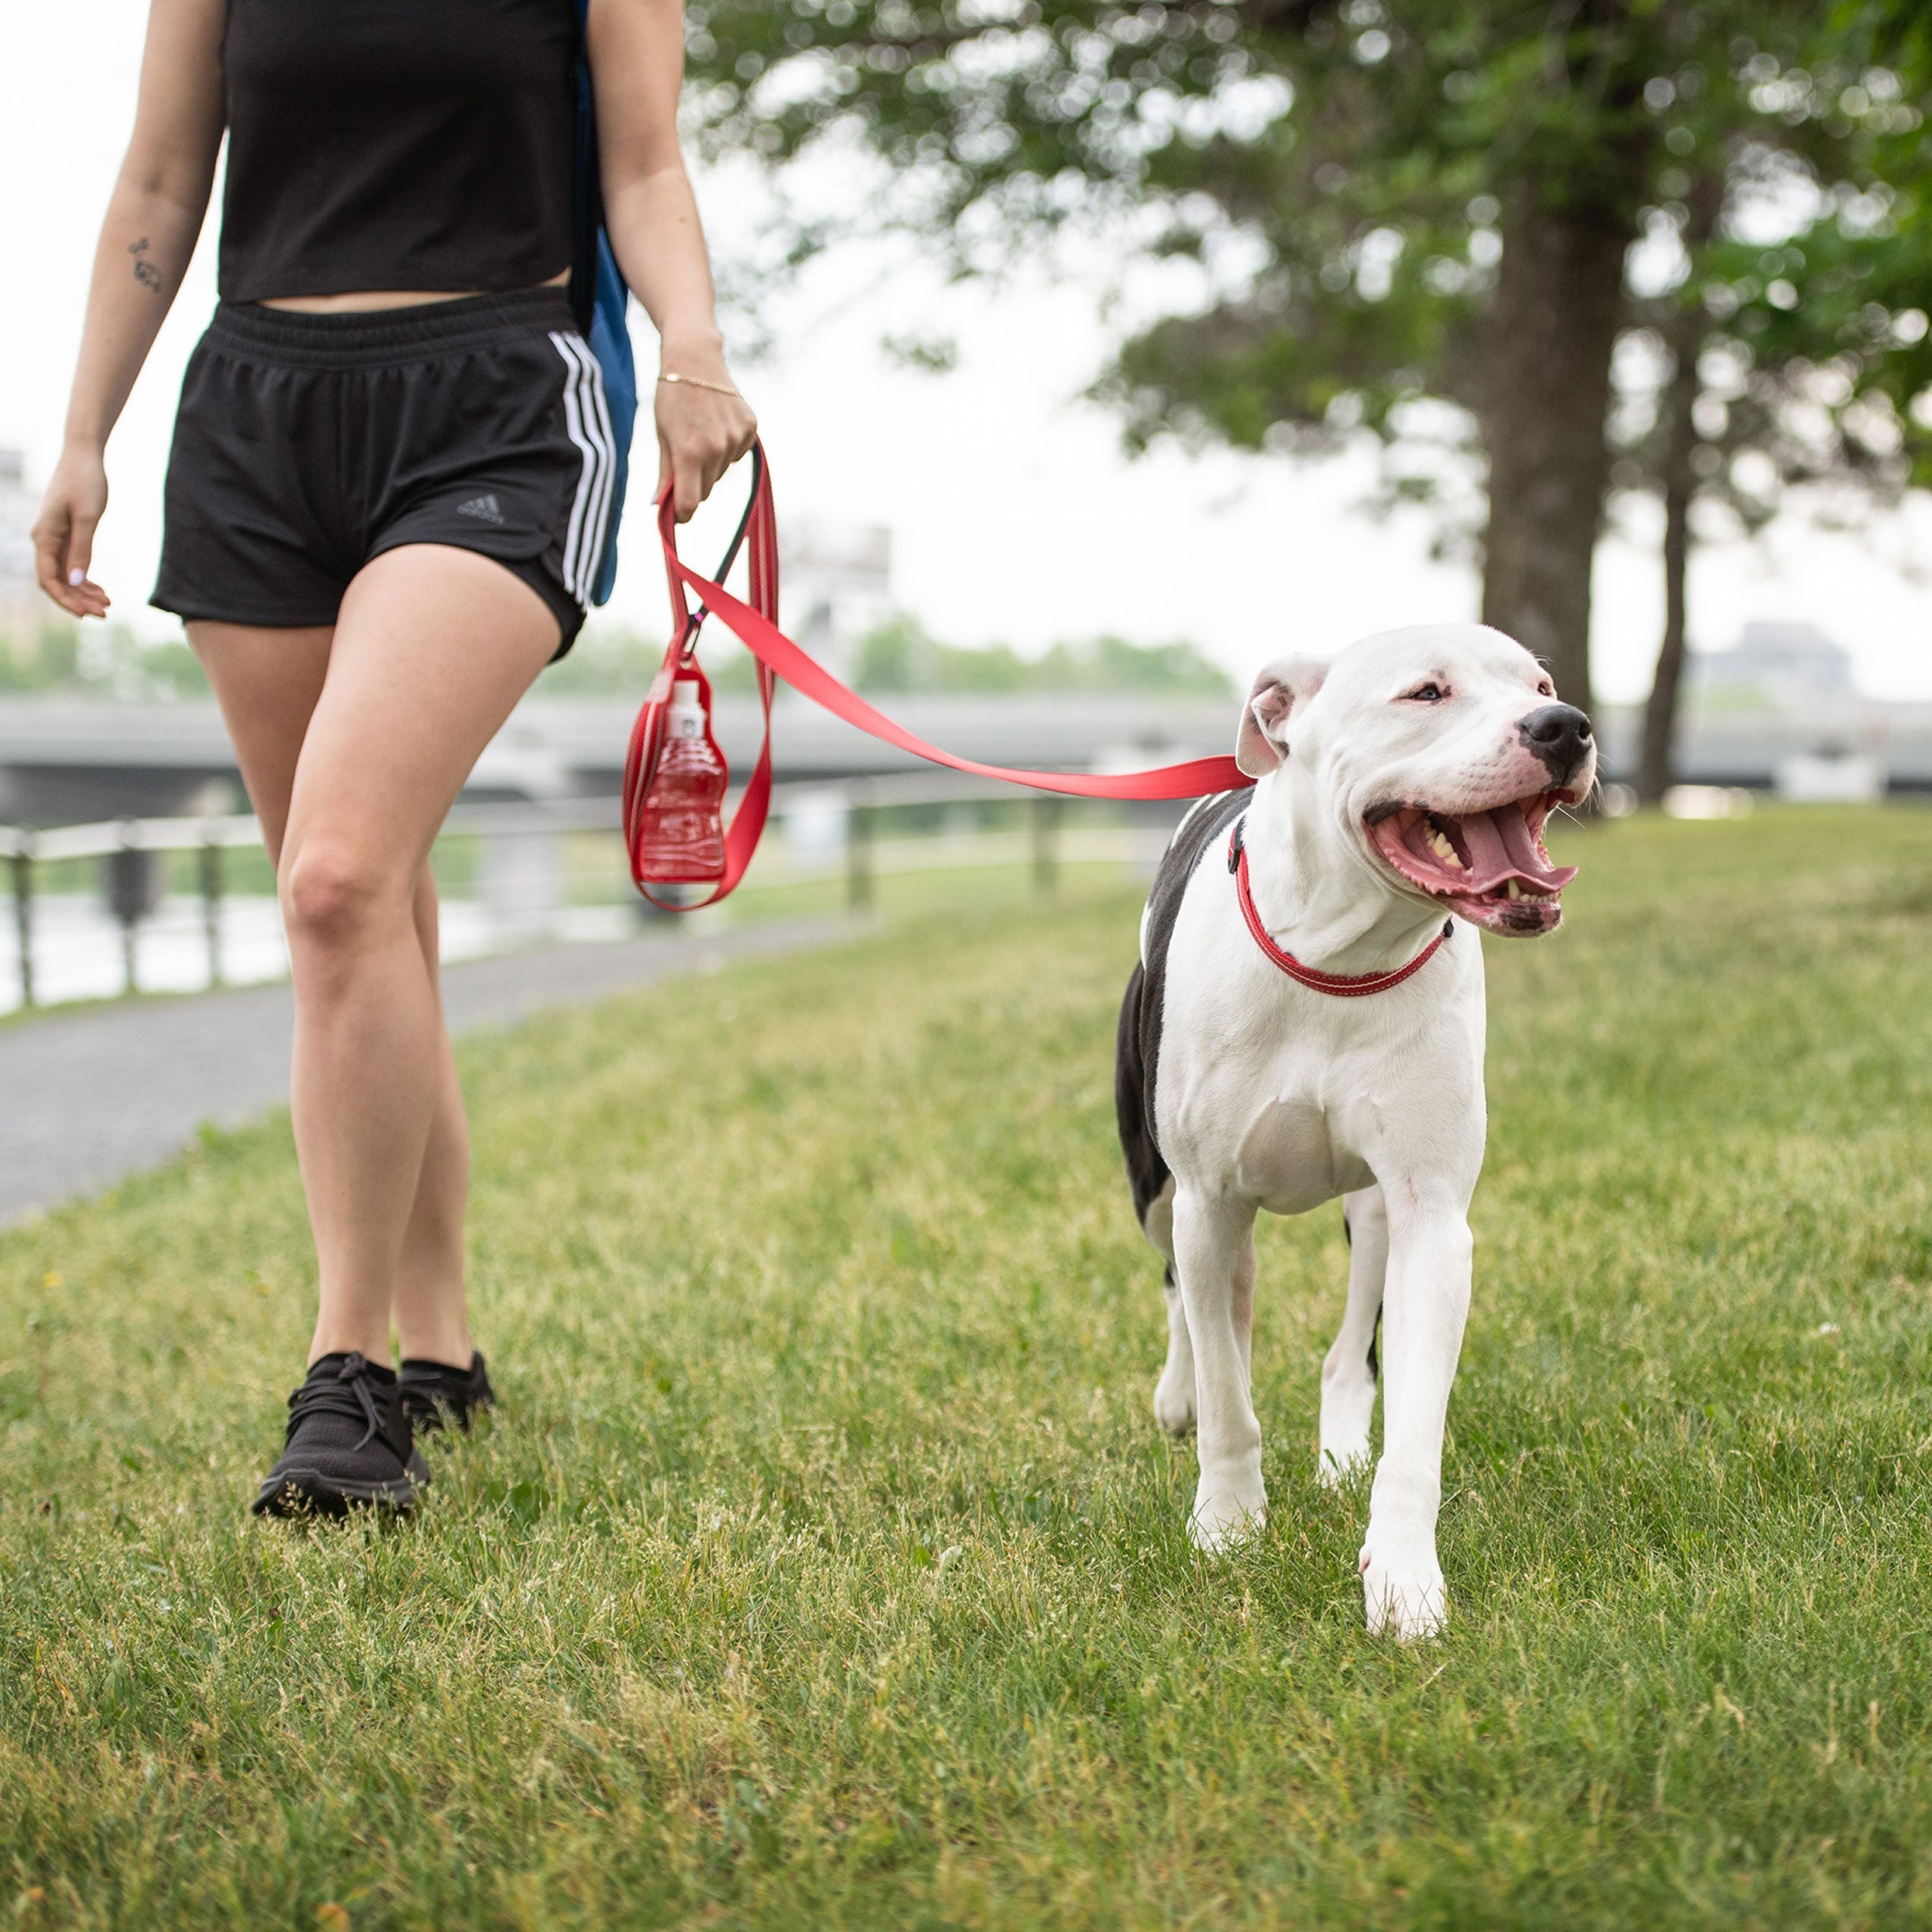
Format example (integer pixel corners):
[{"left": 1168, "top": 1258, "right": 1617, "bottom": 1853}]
[
  {"left": 251, "top": 1352, "right": 429, "bottom": 1518},
  {"left": 399, "top": 1350, "right": 496, "bottom": 1434}
]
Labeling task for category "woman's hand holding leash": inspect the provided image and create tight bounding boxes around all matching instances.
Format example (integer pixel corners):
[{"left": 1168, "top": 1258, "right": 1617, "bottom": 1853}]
[{"left": 654, "top": 347, "right": 756, "bottom": 523}]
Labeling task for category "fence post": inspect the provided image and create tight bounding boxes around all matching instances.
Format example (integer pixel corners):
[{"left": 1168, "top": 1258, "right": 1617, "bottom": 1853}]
[
  {"left": 847, "top": 796, "right": 874, "bottom": 911},
  {"left": 199, "top": 832, "right": 225, "bottom": 989},
  {"left": 1031, "top": 795, "right": 1062, "bottom": 897},
  {"left": 106, "top": 824, "right": 152, "bottom": 997},
  {"left": 10, "top": 845, "right": 32, "bottom": 1011}
]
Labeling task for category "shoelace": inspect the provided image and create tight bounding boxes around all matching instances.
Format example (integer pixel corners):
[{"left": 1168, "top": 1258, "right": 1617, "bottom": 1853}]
[{"left": 285, "top": 1351, "right": 389, "bottom": 1454}]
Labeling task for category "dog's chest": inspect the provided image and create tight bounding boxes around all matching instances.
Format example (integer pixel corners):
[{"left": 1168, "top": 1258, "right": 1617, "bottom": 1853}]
[{"left": 1232, "top": 1095, "right": 1376, "bottom": 1214}]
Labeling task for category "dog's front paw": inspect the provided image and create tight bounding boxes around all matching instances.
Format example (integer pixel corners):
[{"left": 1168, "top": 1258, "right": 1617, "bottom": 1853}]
[
  {"left": 1153, "top": 1366, "right": 1197, "bottom": 1436},
  {"left": 1189, "top": 1477, "right": 1266, "bottom": 1554},
  {"left": 1358, "top": 1543, "right": 1447, "bottom": 1640}
]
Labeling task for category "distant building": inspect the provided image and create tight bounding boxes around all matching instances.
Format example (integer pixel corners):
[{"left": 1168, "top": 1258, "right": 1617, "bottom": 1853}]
[
  {"left": 780, "top": 517, "right": 891, "bottom": 681},
  {"left": 1687, "top": 620, "right": 1857, "bottom": 706},
  {"left": 0, "top": 449, "right": 41, "bottom": 654}
]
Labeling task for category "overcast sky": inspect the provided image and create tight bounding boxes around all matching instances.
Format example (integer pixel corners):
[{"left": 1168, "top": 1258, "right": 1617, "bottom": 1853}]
[{"left": 5, "top": 1, "right": 1929, "bottom": 703}]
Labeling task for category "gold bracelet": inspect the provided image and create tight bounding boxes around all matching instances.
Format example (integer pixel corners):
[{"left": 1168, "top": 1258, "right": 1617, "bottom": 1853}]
[{"left": 658, "top": 372, "right": 744, "bottom": 399}]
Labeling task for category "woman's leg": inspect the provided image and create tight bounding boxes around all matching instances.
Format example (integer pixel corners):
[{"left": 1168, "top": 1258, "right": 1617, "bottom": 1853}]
[
  {"left": 276, "top": 546, "right": 558, "bottom": 1365},
  {"left": 391, "top": 866, "right": 475, "bottom": 1367},
  {"left": 188, "top": 619, "right": 479, "bottom": 1366}
]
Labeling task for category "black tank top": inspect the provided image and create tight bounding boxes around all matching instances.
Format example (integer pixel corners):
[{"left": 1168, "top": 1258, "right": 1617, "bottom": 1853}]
[{"left": 219, "top": 0, "right": 577, "bottom": 303}]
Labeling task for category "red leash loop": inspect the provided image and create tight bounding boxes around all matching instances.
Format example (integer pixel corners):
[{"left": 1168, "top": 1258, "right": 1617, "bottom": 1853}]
[
  {"left": 623, "top": 449, "right": 781, "bottom": 909},
  {"left": 1229, "top": 821, "right": 1451, "bottom": 997},
  {"left": 626, "top": 442, "right": 1254, "bottom": 906}
]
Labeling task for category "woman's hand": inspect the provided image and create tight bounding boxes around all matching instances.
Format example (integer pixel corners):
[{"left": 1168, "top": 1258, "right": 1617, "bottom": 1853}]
[
  {"left": 32, "top": 447, "right": 112, "bottom": 620},
  {"left": 38, "top": 0, "right": 223, "bottom": 622},
  {"left": 654, "top": 356, "right": 757, "bottom": 523}
]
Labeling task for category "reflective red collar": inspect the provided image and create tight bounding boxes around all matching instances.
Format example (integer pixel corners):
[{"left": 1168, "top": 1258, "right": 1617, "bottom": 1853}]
[{"left": 1228, "top": 819, "right": 1451, "bottom": 998}]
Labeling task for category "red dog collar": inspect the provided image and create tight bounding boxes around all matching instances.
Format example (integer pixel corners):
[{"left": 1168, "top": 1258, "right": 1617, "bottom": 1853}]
[{"left": 1228, "top": 819, "right": 1451, "bottom": 998}]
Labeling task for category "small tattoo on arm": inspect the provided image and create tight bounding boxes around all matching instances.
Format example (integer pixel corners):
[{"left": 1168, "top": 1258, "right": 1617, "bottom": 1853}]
[{"left": 129, "top": 235, "right": 161, "bottom": 294}]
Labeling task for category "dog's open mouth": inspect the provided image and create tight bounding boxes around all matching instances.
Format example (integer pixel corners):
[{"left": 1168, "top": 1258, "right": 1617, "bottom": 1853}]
[{"left": 1365, "top": 792, "right": 1577, "bottom": 935}]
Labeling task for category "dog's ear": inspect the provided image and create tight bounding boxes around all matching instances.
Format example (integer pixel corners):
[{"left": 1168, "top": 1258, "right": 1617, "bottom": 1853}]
[{"left": 1235, "top": 656, "right": 1328, "bottom": 777}]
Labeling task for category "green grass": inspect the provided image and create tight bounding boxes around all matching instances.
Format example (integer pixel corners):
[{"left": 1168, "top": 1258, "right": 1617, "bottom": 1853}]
[{"left": 6, "top": 804, "right": 1932, "bottom": 1928}]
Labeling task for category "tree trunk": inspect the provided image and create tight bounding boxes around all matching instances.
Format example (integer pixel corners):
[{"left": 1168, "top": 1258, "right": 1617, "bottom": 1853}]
[
  {"left": 1637, "top": 315, "right": 1701, "bottom": 804},
  {"left": 1475, "top": 195, "right": 1634, "bottom": 719}
]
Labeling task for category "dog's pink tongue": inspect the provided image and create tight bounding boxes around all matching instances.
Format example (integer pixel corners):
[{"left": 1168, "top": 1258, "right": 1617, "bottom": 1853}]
[{"left": 1459, "top": 804, "right": 1576, "bottom": 891}]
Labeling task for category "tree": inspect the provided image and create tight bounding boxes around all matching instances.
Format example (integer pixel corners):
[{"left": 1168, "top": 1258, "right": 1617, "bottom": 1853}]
[
  {"left": 850, "top": 611, "right": 1235, "bottom": 692},
  {"left": 1620, "top": 109, "right": 1932, "bottom": 798},
  {"left": 687, "top": 0, "right": 1929, "bottom": 715}
]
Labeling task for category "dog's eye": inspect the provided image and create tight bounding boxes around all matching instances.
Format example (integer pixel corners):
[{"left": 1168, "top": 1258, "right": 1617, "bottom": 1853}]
[
  {"left": 1402, "top": 681, "right": 1446, "bottom": 703},
  {"left": 1537, "top": 678, "right": 1555, "bottom": 697}
]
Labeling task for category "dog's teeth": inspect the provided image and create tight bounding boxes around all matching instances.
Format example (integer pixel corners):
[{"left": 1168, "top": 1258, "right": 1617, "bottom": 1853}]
[
  {"left": 1429, "top": 832, "right": 1464, "bottom": 867},
  {"left": 1505, "top": 880, "right": 1521, "bottom": 900}
]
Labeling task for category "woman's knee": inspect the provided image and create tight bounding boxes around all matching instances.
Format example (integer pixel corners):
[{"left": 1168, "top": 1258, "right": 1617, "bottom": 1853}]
[{"left": 281, "top": 838, "right": 409, "bottom": 956}]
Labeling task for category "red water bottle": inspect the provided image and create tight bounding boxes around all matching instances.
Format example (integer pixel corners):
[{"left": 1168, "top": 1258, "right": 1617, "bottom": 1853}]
[{"left": 635, "top": 677, "right": 728, "bottom": 883}]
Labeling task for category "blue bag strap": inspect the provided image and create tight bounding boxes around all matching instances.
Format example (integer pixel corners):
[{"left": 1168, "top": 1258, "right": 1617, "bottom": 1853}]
[{"left": 568, "top": 0, "right": 636, "bottom": 606}]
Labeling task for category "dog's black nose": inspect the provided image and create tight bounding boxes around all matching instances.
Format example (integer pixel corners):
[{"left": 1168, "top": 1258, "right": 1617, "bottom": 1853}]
[{"left": 1518, "top": 704, "right": 1593, "bottom": 782}]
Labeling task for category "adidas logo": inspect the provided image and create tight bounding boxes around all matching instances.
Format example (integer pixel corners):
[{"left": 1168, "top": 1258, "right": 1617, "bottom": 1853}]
[{"left": 456, "top": 493, "right": 505, "bottom": 525}]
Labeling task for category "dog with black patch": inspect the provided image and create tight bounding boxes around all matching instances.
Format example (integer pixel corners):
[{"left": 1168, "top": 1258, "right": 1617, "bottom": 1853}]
[{"left": 1115, "top": 623, "right": 1595, "bottom": 1638}]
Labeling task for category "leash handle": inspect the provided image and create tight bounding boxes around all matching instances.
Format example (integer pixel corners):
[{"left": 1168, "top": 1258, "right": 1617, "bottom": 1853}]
[{"left": 627, "top": 441, "right": 1254, "bottom": 908}]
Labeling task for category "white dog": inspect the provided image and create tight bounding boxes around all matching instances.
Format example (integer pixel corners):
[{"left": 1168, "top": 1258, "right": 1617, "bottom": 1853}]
[{"left": 1115, "top": 624, "right": 1595, "bottom": 1638}]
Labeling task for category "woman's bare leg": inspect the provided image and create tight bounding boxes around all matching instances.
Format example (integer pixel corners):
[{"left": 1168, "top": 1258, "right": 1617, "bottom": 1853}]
[
  {"left": 274, "top": 546, "right": 557, "bottom": 1364},
  {"left": 190, "top": 620, "right": 475, "bottom": 1363},
  {"left": 190, "top": 545, "right": 555, "bottom": 1366},
  {"left": 391, "top": 866, "right": 475, "bottom": 1367}
]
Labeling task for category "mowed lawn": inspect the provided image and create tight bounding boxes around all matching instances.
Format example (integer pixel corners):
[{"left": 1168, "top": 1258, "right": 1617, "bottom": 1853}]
[{"left": 7, "top": 806, "right": 1932, "bottom": 1929}]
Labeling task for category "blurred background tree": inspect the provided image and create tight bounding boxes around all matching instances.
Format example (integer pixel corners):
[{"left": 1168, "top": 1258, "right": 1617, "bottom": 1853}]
[
  {"left": 685, "top": 0, "right": 1930, "bottom": 728},
  {"left": 1616, "top": 110, "right": 1932, "bottom": 798},
  {"left": 850, "top": 611, "right": 1234, "bottom": 692},
  {"left": 0, "top": 620, "right": 206, "bottom": 699}
]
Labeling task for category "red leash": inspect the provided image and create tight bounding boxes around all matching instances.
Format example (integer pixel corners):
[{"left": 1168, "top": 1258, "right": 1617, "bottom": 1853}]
[
  {"left": 624, "top": 443, "right": 1254, "bottom": 906},
  {"left": 1228, "top": 819, "right": 1451, "bottom": 997}
]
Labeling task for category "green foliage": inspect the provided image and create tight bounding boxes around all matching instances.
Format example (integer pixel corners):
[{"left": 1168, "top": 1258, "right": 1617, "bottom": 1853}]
[
  {"left": 0, "top": 623, "right": 82, "bottom": 694},
  {"left": 534, "top": 625, "right": 672, "bottom": 699},
  {"left": 687, "top": 0, "right": 1932, "bottom": 528},
  {"left": 8, "top": 810, "right": 1932, "bottom": 1922},
  {"left": 0, "top": 622, "right": 207, "bottom": 700},
  {"left": 852, "top": 609, "right": 1235, "bottom": 695}
]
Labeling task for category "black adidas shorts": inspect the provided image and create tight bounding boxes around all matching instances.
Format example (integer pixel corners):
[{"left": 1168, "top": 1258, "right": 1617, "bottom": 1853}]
[{"left": 152, "top": 289, "right": 618, "bottom": 657}]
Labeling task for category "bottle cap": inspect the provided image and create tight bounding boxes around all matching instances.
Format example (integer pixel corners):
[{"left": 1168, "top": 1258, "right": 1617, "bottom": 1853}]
[{"left": 672, "top": 678, "right": 700, "bottom": 703}]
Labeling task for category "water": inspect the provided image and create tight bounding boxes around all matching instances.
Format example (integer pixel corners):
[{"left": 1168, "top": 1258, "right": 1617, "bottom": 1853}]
[
  {"left": 634, "top": 731, "right": 728, "bottom": 883},
  {"left": 0, "top": 895, "right": 640, "bottom": 1015}
]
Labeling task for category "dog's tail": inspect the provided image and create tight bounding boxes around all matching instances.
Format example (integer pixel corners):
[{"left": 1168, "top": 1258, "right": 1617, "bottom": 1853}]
[{"left": 1115, "top": 962, "right": 1171, "bottom": 1234}]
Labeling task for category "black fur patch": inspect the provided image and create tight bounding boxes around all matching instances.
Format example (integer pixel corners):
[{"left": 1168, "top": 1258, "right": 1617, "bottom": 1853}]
[
  {"left": 1115, "top": 789, "right": 1250, "bottom": 1230},
  {"left": 1115, "top": 961, "right": 1168, "bottom": 1228}
]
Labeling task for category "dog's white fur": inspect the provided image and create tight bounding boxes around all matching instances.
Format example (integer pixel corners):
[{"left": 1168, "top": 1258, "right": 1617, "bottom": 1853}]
[{"left": 1142, "top": 623, "right": 1595, "bottom": 1638}]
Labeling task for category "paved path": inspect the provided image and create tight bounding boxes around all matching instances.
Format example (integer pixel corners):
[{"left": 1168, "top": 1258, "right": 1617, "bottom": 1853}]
[{"left": 0, "top": 918, "right": 851, "bottom": 1227}]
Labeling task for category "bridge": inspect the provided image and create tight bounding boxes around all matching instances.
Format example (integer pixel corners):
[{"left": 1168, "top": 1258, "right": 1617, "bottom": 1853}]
[
  {"left": 0, "top": 691, "right": 1924, "bottom": 826},
  {"left": 0, "top": 693, "right": 1236, "bottom": 824}
]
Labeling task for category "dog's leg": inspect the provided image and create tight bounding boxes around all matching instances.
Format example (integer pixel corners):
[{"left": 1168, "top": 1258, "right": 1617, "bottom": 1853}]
[
  {"left": 1155, "top": 1198, "right": 1251, "bottom": 1436},
  {"left": 1358, "top": 1195, "right": 1472, "bottom": 1641},
  {"left": 1319, "top": 1186, "right": 1386, "bottom": 1485},
  {"left": 1143, "top": 1177, "right": 1196, "bottom": 1435},
  {"left": 1154, "top": 1262, "right": 1198, "bottom": 1435},
  {"left": 1172, "top": 1187, "right": 1266, "bottom": 1552}
]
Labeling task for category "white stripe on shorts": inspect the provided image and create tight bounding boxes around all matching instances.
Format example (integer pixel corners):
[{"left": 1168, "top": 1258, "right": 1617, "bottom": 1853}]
[
  {"left": 575, "top": 338, "right": 620, "bottom": 598},
  {"left": 549, "top": 330, "right": 614, "bottom": 606}
]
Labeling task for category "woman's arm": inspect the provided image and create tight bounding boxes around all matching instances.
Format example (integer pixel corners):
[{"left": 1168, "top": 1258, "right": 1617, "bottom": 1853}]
[
  {"left": 33, "top": 0, "right": 226, "bottom": 619},
  {"left": 587, "top": 0, "right": 757, "bottom": 523}
]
